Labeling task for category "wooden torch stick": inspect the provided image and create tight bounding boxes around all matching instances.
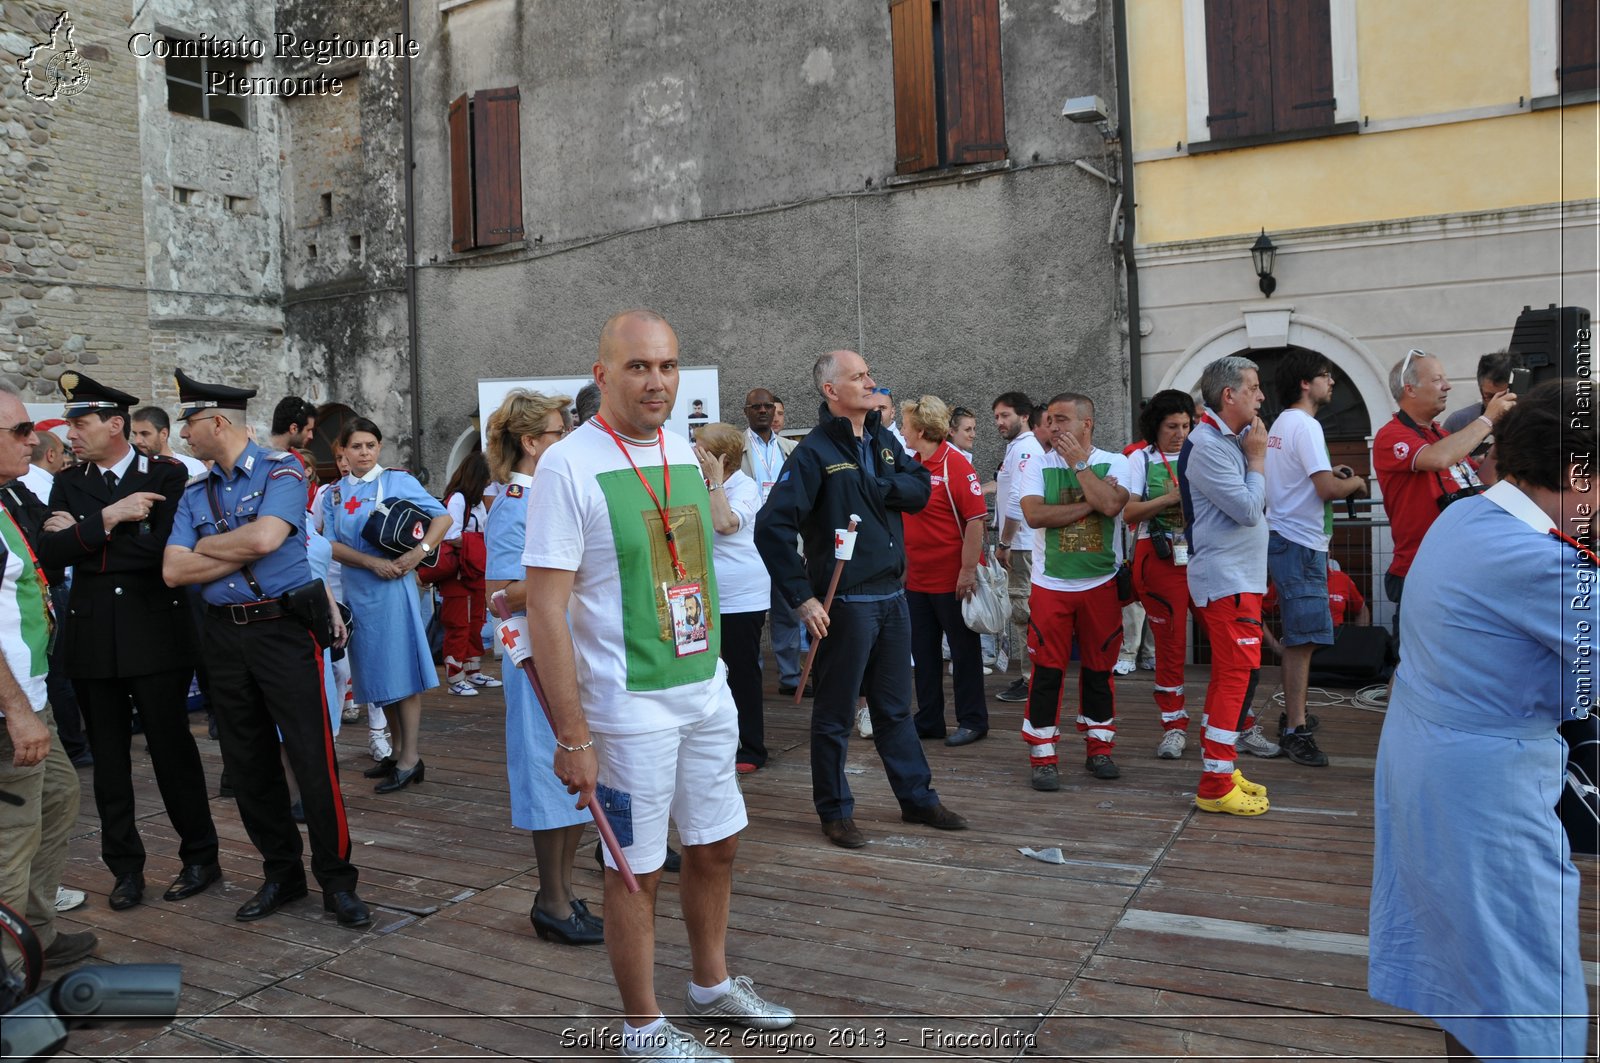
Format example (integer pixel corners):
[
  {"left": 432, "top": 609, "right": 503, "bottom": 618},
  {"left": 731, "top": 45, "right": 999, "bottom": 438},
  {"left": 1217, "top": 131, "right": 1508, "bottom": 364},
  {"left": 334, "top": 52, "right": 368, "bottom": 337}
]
[{"left": 793, "top": 515, "right": 859, "bottom": 706}]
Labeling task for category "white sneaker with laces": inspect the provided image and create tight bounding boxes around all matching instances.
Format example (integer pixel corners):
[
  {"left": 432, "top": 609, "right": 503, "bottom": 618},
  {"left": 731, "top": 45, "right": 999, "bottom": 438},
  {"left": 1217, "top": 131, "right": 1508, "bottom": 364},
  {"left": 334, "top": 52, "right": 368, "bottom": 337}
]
[
  {"left": 340, "top": 702, "right": 362, "bottom": 723},
  {"left": 447, "top": 679, "right": 480, "bottom": 697},
  {"left": 54, "top": 886, "right": 86, "bottom": 913},
  {"left": 621, "top": 1020, "right": 733, "bottom": 1062},
  {"left": 368, "top": 728, "right": 393, "bottom": 761},
  {"left": 855, "top": 706, "right": 873, "bottom": 739},
  {"left": 1112, "top": 659, "right": 1135, "bottom": 676},
  {"left": 466, "top": 672, "right": 502, "bottom": 688},
  {"left": 1155, "top": 729, "right": 1186, "bottom": 759},
  {"left": 1237, "top": 723, "right": 1282, "bottom": 758},
  {"left": 684, "top": 975, "right": 797, "bottom": 1031}
]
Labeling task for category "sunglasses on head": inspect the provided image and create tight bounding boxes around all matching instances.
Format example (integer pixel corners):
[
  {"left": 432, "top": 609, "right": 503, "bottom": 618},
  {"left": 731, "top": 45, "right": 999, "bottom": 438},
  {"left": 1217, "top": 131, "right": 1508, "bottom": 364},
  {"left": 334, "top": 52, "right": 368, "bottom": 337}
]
[{"left": 1400, "top": 348, "right": 1426, "bottom": 387}]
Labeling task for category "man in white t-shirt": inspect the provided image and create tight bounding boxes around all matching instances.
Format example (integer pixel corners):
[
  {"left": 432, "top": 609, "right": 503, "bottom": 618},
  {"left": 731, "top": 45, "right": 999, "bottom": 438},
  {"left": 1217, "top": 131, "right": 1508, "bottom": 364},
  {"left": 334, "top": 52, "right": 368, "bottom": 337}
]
[
  {"left": 991, "top": 393, "right": 1042, "bottom": 701},
  {"left": 523, "top": 310, "right": 792, "bottom": 1063},
  {"left": 1264, "top": 352, "right": 1365, "bottom": 768},
  {"left": 1018, "top": 393, "right": 1131, "bottom": 791},
  {"left": 21, "top": 430, "right": 68, "bottom": 505}
]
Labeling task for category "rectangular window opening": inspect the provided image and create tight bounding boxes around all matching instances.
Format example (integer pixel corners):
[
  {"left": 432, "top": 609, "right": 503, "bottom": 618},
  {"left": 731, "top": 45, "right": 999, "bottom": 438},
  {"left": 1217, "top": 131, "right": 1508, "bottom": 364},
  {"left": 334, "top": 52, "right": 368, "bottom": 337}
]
[
  {"left": 307, "top": 243, "right": 318, "bottom": 260},
  {"left": 172, "top": 186, "right": 194, "bottom": 205},
  {"left": 321, "top": 192, "right": 334, "bottom": 218},
  {"left": 163, "top": 39, "right": 250, "bottom": 128},
  {"left": 225, "top": 195, "right": 249, "bottom": 212},
  {"left": 348, "top": 233, "right": 362, "bottom": 255}
]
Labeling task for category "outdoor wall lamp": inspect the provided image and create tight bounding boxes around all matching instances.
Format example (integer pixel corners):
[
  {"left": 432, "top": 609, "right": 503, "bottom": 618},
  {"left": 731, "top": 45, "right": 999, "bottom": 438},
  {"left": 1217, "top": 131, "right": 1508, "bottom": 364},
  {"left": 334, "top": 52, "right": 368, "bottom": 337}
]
[{"left": 1251, "top": 229, "right": 1278, "bottom": 297}]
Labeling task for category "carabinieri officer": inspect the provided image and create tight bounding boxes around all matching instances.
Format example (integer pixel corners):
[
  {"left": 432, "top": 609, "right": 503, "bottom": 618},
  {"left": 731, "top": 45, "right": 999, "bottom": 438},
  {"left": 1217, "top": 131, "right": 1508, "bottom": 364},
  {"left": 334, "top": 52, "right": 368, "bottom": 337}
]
[{"left": 161, "top": 370, "right": 370, "bottom": 928}]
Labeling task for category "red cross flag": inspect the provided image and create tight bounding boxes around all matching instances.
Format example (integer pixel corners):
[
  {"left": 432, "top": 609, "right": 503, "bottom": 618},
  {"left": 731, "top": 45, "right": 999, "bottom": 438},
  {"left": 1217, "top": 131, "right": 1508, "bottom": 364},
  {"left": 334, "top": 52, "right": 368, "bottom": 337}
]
[{"left": 833, "top": 514, "right": 861, "bottom": 560}]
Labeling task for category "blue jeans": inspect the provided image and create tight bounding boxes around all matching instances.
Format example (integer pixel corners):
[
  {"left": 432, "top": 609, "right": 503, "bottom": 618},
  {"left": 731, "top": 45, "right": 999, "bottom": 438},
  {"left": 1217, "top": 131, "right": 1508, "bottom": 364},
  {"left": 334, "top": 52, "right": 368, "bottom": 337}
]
[{"left": 811, "top": 594, "right": 938, "bottom": 821}]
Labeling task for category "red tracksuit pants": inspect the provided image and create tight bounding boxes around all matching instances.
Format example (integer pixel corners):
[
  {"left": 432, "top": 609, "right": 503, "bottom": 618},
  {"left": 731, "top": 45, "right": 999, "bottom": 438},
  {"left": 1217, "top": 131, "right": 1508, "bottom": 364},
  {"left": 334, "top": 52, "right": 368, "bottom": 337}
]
[
  {"left": 1132, "top": 538, "right": 1201, "bottom": 733},
  {"left": 1022, "top": 579, "right": 1123, "bottom": 764},
  {"left": 1196, "top": 592, "right": 1264, "bottom": 800},
  {"left": 441, "top": 576, "right": 485, "bottom": 669}
]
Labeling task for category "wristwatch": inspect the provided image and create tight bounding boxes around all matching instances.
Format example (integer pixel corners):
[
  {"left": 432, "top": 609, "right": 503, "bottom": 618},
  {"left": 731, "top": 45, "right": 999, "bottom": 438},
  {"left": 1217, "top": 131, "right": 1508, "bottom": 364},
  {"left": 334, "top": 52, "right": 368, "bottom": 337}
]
[{"left": 1073, "top": 458, "right": 1090, "bottom": 473}]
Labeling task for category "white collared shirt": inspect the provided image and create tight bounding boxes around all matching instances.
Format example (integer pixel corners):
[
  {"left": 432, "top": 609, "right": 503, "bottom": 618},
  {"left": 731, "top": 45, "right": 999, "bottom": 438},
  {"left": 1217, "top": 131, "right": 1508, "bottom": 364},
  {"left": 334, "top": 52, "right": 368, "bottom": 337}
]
[{"left": 95, "top": 447, "right": 136, "bottom": 484}]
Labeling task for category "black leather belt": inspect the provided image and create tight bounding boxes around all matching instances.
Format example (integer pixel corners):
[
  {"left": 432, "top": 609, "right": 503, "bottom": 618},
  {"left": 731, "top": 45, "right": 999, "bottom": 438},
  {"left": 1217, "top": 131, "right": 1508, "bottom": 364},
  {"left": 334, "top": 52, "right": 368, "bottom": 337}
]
[{"left": 207, "top": 598, "right": 287, "bottom": 625}]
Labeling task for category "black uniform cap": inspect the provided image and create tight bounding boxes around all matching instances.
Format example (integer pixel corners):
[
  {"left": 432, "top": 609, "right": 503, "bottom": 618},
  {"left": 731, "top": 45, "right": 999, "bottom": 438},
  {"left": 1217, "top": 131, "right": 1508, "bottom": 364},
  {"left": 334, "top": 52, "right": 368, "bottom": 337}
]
[
  {"left": 175, "top": 368, "right": 257, "bottom": 420},
  {"left": 59, "top": 371, "right": 139, "bottom": 418}
]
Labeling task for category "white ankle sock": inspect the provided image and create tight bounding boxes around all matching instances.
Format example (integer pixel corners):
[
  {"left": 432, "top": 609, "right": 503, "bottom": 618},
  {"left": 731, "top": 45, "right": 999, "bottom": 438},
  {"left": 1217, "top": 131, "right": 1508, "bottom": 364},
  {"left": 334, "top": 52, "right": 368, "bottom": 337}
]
[
  {"left": 687, "top": 977, "right": 730, "bottom": 1004},
  {"left": 622, "top": 1016, "right": 667, "bottom": 1054}
]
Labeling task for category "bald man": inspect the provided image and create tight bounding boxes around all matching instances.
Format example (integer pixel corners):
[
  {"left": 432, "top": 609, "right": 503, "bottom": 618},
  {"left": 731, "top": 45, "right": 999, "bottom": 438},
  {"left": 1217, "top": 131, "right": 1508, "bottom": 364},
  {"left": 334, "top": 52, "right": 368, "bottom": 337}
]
[
  {"left": 756, "top": 349, "right": 968, "bottom": 849},
  {"left": 524, "top": 310, "right": 792, "bottom": 1062}
]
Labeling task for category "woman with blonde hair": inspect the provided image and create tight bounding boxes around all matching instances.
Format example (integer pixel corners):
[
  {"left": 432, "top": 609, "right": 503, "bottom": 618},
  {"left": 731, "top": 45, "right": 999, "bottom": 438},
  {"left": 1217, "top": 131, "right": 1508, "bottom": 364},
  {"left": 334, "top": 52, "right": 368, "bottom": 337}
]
[
  {"left": 899, "top": 395, "right": 989, "bottom": 746},
  {"left": 692, "top": 421, "right": 771, "bottom": 773},
  {"left": 483, "top": 389, "right": 601, "bottom": 945}
]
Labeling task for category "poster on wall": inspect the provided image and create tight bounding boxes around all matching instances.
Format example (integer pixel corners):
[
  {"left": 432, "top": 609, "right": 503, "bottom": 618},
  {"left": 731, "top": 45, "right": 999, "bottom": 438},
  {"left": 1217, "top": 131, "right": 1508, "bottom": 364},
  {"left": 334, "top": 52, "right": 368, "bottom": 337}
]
[{"left": 475, "top": 368, "right": 721, "bottom": 448}]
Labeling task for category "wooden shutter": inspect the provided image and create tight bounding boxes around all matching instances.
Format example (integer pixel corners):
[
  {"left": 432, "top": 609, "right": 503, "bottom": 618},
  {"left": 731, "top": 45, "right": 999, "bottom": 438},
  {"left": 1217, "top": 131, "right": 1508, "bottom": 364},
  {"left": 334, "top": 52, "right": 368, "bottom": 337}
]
[
  {"left": 890, "top": 0, "right": 939, "bottom": 173},
  {"left": 448, "top": 93, "right": 473, "bottom": 252},
  {"left": 941, "top": 0, "right": 1007, "bottom": 165},
  {"left": 1204, "top": 0, "right": 1271, "bottom": 139},
  {"left": 1560, "top": 0, "right": 1599, "bottom": 93},
  {"left": 472, "top": 87, "right": 524, "bottom": 248},
  {"left": 1269, "top": 0, "right": 1334, "bottom": 131}
]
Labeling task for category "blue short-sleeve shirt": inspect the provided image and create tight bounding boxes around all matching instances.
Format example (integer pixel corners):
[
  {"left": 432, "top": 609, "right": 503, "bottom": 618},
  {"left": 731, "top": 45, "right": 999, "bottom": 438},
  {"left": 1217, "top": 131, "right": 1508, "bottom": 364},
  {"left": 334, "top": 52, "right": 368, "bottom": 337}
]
[{"left": 172, "top": 440, "right": 314, "bottom": 605}]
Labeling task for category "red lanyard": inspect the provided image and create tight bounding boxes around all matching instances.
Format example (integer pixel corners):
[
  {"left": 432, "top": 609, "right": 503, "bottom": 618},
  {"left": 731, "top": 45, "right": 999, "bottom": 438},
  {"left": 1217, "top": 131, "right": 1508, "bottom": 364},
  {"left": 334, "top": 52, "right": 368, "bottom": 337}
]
[
  {"left": 1551, "top": 529, "right": 1600, "bottom": 569},
  {"left": 593, "top": 417, "right": 688, "bottom": 580},
  {"left": 1156, "top": 448, "right": 1178, "bottom": 485},
  {"left": 1200, "top": 412, "right": 1224, "bottom": 432}
]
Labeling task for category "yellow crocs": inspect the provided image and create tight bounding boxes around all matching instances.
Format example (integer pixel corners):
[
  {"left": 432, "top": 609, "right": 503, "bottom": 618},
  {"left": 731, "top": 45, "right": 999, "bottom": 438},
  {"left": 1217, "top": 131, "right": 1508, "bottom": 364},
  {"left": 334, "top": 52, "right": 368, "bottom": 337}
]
[
  {"left": 1195, "top": 784, "right": 1270, "bottom": 816},
  {"left": 1232, "top": 769, "right": 1267, "bottom": 798}
]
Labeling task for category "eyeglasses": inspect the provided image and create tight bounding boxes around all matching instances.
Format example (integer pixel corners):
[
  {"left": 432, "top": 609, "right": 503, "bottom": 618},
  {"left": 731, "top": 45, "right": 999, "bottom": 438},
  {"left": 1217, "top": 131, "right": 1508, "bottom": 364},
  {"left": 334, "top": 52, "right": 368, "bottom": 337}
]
[
  {"left": 1399, "top": 348, "right": 1425, "bottom": 389},
  {"left": 540, "top": 427, "right": 568, "bottom": 440},
  {"left": 871, "top": 387, "right": 892, "bottom": 396},
  {"left": 0, "top": 421, "right": 35, "bottom": 439}
]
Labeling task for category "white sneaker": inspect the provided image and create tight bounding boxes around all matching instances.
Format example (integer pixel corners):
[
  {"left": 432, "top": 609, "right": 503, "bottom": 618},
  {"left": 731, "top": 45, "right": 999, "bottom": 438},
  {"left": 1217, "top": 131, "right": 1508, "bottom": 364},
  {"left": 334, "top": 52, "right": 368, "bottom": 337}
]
[
  {"left": 1155, "top": 730, "right": 1186, "bottom": 759},
  {"left": 1237, "top": 723, "right": 1282, "bottom": 758},
  {"left": 1137, "top": 656, "right": 1157, "bottom": 671},
  {"left": 684, "top": 975, "right": 796, "bottom": 1031},
  {"left": 621, "top": 1020, "right": 732, "bottom": 1061},
  {"left": 466, "top": 672, "right": 502, "bottom": 688},
  {"left": 341, "top": 701, "right": 362, "bottom": 723},
  {"left": 855, "top": 706, "right": 873, "bottom": 739},
  {"left": 54, "top": 886, "right": 86, "bottom": 913},
  {"left": 447, "top": 679, "right": 480, "bottom": 697},
  {"left": 368, "top": 728, "right": 393, "bottom": 761},
  {"left": 1112, "top": 660, "right": 1135, "bottom": 676}
]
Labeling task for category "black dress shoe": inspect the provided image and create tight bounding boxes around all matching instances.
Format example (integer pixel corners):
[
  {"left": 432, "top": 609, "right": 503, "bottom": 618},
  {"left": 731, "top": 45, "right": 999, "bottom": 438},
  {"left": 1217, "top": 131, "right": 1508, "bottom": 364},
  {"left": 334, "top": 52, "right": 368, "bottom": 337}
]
[
  {"left": 374, "top": 759, "right": 424, "bottom": 793},
  {"left": 362, "top": 756, "right": 396, "bottom": 779},
  {"left": 945, "top": 727, "right": 986, "bottom": 747},
  {"left": 163, "top": 862, "right": 220, "bottom": 901},
  {"left": 570, "top": 898, "right": 603, "bottom": 932},
  {"left": 917, "top": 728, "right": 948, "bottom": 740},
  {"left": 108, "top": 872, "right": 144, "bottom": 911},
  {"left": 530, "top": 893, "right": 604, "bottom": 945},
  {"left": 323, "top": 890, "right": 372, "bottom": 928},
  {"left": 235, "top": 879, "right": 308, "bottom": 922}
]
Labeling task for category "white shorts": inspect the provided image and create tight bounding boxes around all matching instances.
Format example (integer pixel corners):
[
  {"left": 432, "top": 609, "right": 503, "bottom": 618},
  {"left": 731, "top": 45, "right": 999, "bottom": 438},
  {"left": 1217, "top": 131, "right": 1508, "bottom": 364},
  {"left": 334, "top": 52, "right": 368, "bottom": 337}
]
[{"left": 592, "top": 692, "right": 747, "bottom": 875}]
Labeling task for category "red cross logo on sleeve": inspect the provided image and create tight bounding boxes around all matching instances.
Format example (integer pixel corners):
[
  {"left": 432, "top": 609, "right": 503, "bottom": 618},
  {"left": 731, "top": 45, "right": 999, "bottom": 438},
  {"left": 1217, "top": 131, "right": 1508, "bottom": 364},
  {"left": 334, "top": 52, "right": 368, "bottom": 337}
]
[
  {"left": 343, "top": 495, "right": 363, "bottom": 514},
  {"left": 500, "top": 624, "right": 522, "bottom": 653}
]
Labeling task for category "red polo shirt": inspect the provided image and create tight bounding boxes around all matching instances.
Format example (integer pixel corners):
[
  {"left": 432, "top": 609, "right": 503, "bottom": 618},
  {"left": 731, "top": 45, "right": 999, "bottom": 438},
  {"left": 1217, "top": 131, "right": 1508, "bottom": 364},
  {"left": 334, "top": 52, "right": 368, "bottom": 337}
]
[
  {"left": 903, "top": 442, "right": 987, "bottom": 594},
  {"left": 1372, "top": 413, "right": 1481, "bottom": 578}
]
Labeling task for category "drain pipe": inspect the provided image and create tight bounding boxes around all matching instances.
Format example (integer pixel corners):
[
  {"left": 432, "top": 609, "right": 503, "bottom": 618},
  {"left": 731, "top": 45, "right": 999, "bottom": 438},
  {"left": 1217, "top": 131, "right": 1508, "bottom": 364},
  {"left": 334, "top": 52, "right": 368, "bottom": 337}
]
[
  {"left": 1112, "top": 0, "right": 1144, "bottom": 426},
  {"left": 400, "top": 0, "right": 425, "bottom": 480}
]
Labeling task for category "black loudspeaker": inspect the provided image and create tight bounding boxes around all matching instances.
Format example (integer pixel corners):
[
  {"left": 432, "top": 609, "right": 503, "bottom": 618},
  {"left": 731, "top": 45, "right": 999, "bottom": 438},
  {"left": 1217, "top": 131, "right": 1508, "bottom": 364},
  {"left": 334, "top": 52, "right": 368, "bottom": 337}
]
[{"left": 1508, "top": 304, "right": 1592, "bottom": 388}]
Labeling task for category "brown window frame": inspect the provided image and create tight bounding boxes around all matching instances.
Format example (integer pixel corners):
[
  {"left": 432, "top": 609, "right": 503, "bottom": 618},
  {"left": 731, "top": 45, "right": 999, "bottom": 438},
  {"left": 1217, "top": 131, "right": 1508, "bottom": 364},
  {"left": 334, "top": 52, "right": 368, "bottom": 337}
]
[
  {"left": 1202, "top": 0, "right": 1336, "bottom": 144},
  {"left": 889, "top": 0, "right": 1007, "bottom": 176},
  {"left": 449, "top": 87, "right": 524, "bottom": 253},
  {"left": 1559, "top": 0, "right": 1598, "bottom": 94}
]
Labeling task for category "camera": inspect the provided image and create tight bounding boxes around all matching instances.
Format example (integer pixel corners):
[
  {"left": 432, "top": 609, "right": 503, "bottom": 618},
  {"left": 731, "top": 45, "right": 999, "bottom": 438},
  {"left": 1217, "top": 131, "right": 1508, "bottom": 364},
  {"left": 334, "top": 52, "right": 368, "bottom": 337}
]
[
  {"left": 1436, "top": 483, "right": 1487, "bottom": 512},
  {"left": 1151, "top": 532, "right": 1172, "bottom": 561}
]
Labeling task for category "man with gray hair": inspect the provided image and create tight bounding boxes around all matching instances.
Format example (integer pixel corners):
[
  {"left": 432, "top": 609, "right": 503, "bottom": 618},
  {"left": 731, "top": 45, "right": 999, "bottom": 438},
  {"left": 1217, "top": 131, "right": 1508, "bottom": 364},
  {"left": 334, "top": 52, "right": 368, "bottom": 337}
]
[
  {"left": 1372, "top": 348, "right": 1513, "bottom": 625},
  {"left": 757, "top": 349, "right": 967, "bottom": 849},
  {"left": 1177, "top": 355, "right": 1278, "bottom": 816}
]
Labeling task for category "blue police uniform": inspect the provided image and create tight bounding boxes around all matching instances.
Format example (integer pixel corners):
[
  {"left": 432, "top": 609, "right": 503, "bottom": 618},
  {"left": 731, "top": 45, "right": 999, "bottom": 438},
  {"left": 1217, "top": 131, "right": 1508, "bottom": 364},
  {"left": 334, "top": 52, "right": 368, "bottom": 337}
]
[
  {"left": 172, "top": 438, "right": 360, "bottom": 903},
  {"left": 321, "top": 467, "right": 443, "bottom": 705},
  {"left": 485, "top": 473, "right": 588, "bottom": 832}
]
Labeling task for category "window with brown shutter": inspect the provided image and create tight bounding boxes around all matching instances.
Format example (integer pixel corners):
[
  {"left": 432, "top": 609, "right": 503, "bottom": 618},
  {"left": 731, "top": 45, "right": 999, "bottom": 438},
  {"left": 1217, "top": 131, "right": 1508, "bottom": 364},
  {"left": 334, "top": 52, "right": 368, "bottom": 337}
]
[
  {"left": 888, "top": 0, "right": 1006, "bottom": 175},
  {"left": 1203, "top": 0, "right": 1334, "bottom": 142},
  {"left": 447, "top": 87, "right": 525, "bottom": 253},
  {"left": 1560, "top": 0, "right": 1598, "bottom": 94}
]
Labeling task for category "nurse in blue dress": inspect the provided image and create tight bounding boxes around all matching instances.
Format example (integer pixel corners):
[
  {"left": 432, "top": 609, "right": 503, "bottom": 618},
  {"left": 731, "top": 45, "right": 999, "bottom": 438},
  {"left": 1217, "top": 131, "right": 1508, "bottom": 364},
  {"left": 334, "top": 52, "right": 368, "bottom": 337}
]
[
  {"left": 484, "top": 389, "right": 600, "bottom": 946},
  {"left": 1369, "top": 381, "right": 1596, "bottom": 1063},
  {"left": 323, "top": 417, "right": 451, "bottom": 795}
]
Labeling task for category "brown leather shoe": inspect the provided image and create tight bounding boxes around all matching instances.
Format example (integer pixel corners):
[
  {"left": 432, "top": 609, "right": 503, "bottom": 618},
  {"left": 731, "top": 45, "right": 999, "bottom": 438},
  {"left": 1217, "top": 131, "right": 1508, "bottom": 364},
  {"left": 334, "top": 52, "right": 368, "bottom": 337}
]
[
  {"left": 821, "top": 817, "right": 866, "bottom": 849},
  {"left": 900, "top": 802, "right": 969, "bottom": 830}
]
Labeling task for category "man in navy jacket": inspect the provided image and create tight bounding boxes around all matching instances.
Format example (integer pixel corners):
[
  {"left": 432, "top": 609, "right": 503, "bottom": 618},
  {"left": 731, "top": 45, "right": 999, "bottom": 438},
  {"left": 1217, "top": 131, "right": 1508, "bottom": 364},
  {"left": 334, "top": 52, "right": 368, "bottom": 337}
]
[{"left": 756, "top": 349, "right": 968, "bottom": 848}]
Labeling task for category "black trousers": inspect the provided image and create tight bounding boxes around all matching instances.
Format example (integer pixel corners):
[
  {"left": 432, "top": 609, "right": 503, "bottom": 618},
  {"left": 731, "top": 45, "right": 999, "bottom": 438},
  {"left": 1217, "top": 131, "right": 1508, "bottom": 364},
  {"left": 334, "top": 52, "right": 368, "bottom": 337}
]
[
  {"left": 74, "top": 668, "right": 217, "bottom": 876},
  {"left": 205, "top": 614, "right": 357, "bottom": 894},
  {"left": 719, "top": 609, "right": 767, "bottom": 767},
  {"left": 907, "top": 589, "right": 988, "bottom": 737}
]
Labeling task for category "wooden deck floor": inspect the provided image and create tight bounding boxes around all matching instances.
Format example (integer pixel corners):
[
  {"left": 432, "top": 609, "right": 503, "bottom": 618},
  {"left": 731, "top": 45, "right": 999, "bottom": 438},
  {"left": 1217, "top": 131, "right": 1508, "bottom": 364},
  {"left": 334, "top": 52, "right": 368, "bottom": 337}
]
[{"left": 45, "top": 661, "right": 1598, "bottom": 1062}]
